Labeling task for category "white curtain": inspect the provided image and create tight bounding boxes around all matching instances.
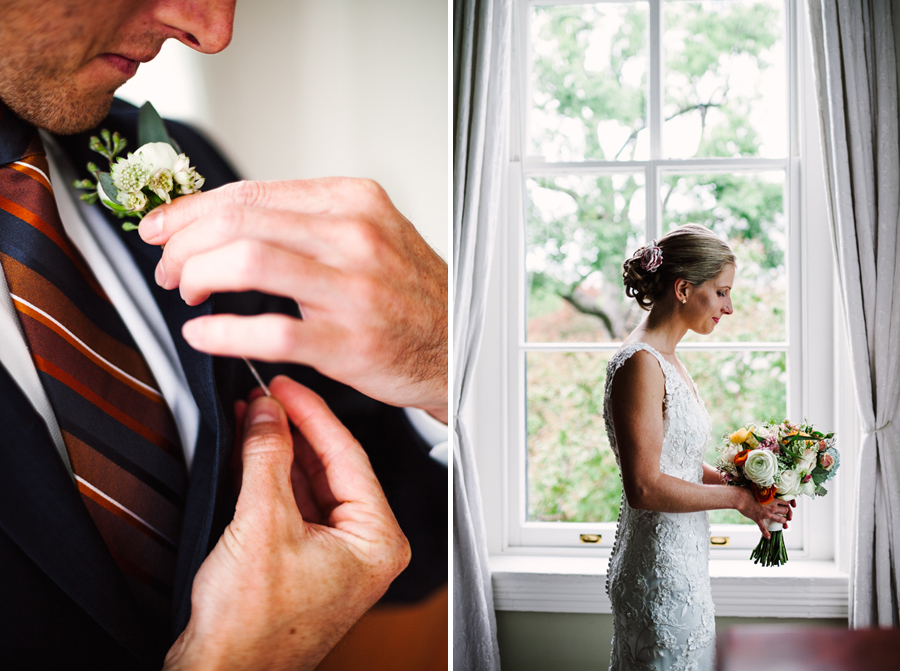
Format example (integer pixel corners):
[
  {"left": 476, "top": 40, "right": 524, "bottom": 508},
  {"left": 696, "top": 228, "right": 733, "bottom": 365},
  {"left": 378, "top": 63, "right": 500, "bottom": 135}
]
[
  {"left": 808, "top": 0, "right": 900, "bottom": 626},
  {"left": 453, "top": 0, "right": 511, "bottom": 667}
]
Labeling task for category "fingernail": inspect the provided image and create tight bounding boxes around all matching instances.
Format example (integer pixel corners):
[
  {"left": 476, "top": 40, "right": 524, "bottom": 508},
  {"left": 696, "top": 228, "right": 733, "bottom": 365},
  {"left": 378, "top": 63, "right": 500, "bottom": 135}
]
[
  {"left": 141, "top": 211, "right": 163, "bottom": 242},
  {"left": 247, "top": 397, "right": 280, "bottom": 426},
  {"left": 155, "top": 260, "right": 166, "bottom": 287}
]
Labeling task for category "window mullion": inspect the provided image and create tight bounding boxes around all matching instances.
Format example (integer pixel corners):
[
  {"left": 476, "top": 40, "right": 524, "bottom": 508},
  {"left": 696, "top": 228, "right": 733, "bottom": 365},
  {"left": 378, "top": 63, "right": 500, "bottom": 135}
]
[{"left": 648, "top": 0, "right": 662, "bottom": 241}]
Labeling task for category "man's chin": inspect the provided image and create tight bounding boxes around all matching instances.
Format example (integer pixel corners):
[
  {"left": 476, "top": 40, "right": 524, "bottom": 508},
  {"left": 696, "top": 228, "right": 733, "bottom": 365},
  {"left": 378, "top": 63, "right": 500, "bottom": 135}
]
[{"left": 6, "top": 92, "right": 116, "bottom": 135}]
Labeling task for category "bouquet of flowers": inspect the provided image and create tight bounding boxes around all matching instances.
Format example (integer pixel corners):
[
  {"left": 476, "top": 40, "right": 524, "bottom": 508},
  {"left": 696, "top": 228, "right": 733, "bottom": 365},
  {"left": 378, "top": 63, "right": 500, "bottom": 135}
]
[{"left": 716, "top": 420, "right": 839, "bottom": 566}]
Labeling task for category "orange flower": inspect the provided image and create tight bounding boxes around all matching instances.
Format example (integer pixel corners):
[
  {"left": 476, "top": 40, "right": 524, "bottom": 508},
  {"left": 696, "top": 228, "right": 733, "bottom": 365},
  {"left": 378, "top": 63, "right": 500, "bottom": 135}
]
[
  {"left": 734, "top": 450, "right": 752, "bottom": 467},
  {"left": 753, "top": 484, "right": 776, "bottom": 505}
]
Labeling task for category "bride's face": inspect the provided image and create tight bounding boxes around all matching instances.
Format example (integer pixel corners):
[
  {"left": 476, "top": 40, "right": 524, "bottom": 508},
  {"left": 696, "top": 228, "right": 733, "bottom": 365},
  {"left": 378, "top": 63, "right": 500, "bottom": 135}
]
[{"left": 685, "top": 264, "right": 735, "bottom": 335}]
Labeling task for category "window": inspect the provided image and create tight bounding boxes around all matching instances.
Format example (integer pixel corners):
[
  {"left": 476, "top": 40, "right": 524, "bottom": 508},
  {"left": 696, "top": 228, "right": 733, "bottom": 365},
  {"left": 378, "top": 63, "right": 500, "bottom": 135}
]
[{"left": 470, "top": 0, "right": 842, "bottom": 570}]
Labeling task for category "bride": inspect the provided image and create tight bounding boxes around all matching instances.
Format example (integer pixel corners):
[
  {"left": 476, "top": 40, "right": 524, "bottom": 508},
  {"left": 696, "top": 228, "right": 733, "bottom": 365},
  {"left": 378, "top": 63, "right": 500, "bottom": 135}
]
[{"left": 603, "top": 224, "right": 794, "bottom": 670}]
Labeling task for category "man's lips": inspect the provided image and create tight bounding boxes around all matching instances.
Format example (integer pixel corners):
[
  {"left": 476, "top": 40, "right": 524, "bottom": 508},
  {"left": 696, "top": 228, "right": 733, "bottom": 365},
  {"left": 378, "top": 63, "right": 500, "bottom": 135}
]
[
  {"left": 100, "top": 52, "right": 155, "bottom": 78},
  {"left": 101, "top": 54, "right": 140, "bottom": 78}
]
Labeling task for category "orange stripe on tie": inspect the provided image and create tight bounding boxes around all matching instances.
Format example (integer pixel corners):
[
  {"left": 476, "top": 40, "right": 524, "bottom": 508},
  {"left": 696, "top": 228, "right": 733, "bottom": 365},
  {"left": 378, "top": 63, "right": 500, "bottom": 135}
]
[
  {"left": 12, "top": 297, "right": 165, "bottom": 404},
  {"left": 0, "top": 188, "right": 108, "bottom": 300},
  {"left": 76, "top": 476, "right": 177, "bottom": 552},
  {"left": 35, "top": 355, "right": 181, "bottom": 459},
  {"left": 10, "top": 160, "right": 53, "bottom": 192}
]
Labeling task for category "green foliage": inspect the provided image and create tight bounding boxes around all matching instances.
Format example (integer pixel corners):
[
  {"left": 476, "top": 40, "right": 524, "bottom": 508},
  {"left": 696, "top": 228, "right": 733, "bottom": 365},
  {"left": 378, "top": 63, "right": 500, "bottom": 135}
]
[
  {"left": 532, "top": 4, "right": 647, "bottom": 160},
  {"left": 138, "top": 101, "right": 178, "bottom": 150},
  {"left": 527, "top": 352, "right": 622, "bottom": 522}
]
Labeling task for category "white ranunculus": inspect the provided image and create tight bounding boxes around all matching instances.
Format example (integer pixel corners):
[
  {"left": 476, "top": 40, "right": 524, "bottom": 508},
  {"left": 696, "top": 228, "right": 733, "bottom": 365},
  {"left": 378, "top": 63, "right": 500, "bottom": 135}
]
[
  {"left": 775, "top": 469, "right": 800, "bottom": 500},
  {"left": 743, "top": 449, "right": 779, "bottom": 488},
  {"left": 798, "top": 480, "right": 816, "bottom": 497},
  {"left": 134, "top": 142, "right": 179, "bottom": 172}
]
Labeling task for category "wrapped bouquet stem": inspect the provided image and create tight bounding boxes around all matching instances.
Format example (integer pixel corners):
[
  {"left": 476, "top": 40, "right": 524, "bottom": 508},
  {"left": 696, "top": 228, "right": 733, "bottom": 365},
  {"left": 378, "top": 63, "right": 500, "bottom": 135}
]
[{"left": 717, "top": 421, "right": 839, "bottom": 567}]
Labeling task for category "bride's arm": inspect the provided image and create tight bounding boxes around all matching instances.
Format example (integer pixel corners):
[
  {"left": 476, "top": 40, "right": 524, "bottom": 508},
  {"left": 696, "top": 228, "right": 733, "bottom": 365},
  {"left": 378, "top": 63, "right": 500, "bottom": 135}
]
[
  {"left": 610, "top": 351, "right": 790, "bottom": 537},
  {"left": 701, "top": 462, "right": 725, "bottom": 485}
]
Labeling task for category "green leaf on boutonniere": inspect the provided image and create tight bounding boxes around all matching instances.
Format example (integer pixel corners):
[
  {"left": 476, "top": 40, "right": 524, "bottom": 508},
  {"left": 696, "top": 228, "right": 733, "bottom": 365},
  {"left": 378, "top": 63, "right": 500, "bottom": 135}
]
[
  {"left": 138, "top": 101, "right": 180, "bottom": 152},
  {"left": 98, "top": 173, "right": 124, "bottom": 208}
]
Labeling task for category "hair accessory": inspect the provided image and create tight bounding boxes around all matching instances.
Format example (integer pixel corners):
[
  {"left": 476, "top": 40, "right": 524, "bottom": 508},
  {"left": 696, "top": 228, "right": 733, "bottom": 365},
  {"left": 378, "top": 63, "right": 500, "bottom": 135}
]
[{"left": 640, "top": 243, "right": 663, "bottom": 273}]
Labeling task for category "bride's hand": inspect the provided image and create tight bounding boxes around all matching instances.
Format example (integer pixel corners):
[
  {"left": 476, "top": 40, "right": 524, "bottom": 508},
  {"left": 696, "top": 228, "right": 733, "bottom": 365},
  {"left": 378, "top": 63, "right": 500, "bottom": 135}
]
[{"left": 735, "top": 488, "right": 796, "bottom": 538}]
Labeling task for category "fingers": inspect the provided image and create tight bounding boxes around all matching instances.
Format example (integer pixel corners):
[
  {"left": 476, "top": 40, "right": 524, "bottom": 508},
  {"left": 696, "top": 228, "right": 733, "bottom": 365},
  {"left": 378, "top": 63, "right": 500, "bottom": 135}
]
[
  {"left": 139, "top": 177, "right": 394, "bottom": 246},
  {"left": 176, "top": 240, "right": 343, "bottom": 306},
  {"left": 153, "top": 208, "right": 362, "bottom": 290},
  {"left": 182, "top": 314, "right": 346, "bottom": 365},
  {"left": 268, "top": 376, "right": 390, "bottom": 514},
  {"left": 236, "top": 395, "right": 297, "bottom": 513}
]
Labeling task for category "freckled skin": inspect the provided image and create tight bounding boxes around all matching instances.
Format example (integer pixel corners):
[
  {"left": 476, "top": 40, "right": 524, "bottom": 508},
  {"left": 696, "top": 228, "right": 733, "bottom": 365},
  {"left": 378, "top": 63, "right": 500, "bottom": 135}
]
[{"left": 0, "top": 0, "right": 234, "bottom": 134}]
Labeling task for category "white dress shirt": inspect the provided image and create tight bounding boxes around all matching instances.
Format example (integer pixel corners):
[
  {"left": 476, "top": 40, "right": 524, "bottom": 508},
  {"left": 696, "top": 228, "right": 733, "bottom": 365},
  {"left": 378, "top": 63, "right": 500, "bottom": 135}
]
[{"left": 0, "top": 134, "right": 447, "bottom": 471}]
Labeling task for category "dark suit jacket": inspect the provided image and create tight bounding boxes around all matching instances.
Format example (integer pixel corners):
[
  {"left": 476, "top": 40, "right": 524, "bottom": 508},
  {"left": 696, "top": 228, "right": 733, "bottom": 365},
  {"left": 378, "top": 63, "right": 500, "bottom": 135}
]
[{"left": 0, "top": 99, "right": 447, "bottom": 669}]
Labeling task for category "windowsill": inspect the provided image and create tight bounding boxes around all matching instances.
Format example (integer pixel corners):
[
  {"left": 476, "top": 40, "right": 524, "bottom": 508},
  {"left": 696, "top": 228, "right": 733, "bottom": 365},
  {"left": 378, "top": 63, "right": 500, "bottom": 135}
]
[{"left": 490, "top": 555, "right": 848, "bottom": 618}]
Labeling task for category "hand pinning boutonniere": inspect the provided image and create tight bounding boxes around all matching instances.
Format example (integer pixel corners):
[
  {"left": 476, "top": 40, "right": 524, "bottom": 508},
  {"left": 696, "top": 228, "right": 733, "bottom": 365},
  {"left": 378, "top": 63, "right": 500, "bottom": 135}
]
[{"left": 74, "top": 102, "right": 204, "bottom": 231}]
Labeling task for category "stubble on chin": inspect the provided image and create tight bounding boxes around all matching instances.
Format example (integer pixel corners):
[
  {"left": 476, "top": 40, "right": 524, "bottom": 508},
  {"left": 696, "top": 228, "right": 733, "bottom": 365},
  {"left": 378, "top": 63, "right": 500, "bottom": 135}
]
[
  {"left": 2, "top": 78, "right": 116, "bottom": 136},
  {"left": 0, "top": 35, "right": 115, "bottom": 135}
]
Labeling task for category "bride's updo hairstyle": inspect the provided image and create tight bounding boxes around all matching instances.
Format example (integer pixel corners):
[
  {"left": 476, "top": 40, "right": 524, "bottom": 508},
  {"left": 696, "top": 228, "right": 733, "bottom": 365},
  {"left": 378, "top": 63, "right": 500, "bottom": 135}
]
[{"left": 622, "top": 224, "right": 736, "bottom": 310}]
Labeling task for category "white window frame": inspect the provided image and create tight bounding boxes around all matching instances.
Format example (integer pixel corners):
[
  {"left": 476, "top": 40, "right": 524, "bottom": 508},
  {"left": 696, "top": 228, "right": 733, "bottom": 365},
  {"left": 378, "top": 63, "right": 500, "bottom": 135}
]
[{"left": 466, "top": 0, "right": 854, "bottom": 616}]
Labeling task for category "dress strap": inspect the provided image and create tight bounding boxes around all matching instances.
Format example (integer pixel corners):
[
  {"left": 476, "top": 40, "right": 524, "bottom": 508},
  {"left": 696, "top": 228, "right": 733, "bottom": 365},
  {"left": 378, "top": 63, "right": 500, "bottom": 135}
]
[{"left": 609, "top": 342, "right": 670, "bottom": 378}]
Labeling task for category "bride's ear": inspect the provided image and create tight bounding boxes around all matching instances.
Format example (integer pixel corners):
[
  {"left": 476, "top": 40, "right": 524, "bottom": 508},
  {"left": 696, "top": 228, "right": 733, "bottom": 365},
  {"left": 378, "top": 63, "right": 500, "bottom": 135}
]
[{"left": 674, "top": 279, "right": 690, "bottom": 304}]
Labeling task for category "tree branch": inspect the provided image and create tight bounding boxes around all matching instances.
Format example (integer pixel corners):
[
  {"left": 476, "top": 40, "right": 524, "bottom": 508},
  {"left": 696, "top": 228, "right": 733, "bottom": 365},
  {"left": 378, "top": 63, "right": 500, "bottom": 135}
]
[{"left": 559, "top": 289, "right": 616, "bottom": 339}]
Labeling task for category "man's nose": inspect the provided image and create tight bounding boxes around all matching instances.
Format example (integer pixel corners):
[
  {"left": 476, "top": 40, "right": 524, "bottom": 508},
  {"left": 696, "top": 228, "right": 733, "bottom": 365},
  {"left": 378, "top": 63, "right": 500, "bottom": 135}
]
[{"left": 154, "top": 0, "right": 236, "bottom": 55}]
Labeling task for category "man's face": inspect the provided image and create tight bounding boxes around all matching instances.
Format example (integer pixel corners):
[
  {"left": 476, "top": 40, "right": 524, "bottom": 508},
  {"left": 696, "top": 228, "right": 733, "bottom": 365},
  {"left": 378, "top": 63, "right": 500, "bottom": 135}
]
[{"left": 0, "top": 0, "right": 235, "bottom": 135}]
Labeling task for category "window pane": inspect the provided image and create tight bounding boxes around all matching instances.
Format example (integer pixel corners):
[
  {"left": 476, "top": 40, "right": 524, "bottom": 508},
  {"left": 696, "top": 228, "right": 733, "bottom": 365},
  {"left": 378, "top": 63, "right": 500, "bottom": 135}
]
[
  {"left": 662, "top": 171, "right": 786, "bottom": 342},
  {"left": 530, "top": 2, "right": 649, "bottom": 162},
  {"left": 662, "top": 0, "right": 786, "bottom": 159},
  {"left": 526, "top": 351, "right": 621, "bottom": 522},
  {"left": 526, "top": 173, "right": 646, "bottom": 342},
  {"left": 680, "top": 349, "right": 787, "bottom": 525}
]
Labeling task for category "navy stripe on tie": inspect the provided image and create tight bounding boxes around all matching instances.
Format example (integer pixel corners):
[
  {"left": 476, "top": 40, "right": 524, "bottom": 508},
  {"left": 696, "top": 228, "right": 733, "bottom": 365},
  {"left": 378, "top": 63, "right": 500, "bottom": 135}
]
[
  {"left": 45, "top": 377, "right": 188, "bottom": 507},
  {"left": 0, "top": 211, "right": 136, "bottom": 345}
]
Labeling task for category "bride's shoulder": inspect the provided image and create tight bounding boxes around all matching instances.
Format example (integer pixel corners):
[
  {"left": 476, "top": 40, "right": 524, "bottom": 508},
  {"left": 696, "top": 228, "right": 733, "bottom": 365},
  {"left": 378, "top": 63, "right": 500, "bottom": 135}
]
[{"left": 607, "top": 343, "right": 666, "bottom": 389}]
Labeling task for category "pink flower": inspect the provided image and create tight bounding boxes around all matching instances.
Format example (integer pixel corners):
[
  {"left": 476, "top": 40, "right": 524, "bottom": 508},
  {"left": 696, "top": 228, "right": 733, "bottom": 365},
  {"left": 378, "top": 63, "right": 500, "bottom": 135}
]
[
  {"left": 802, "top": 474, "right": 812, "bottom": 483},
  {"left": 640, "top": 245, "right": 663, "bottom": 272},
  {"left": 818, "top": 440, "right": 828, "bottom": 452},
  {"left": 820, "top": 453, "right": 835, "bottom": 471}
]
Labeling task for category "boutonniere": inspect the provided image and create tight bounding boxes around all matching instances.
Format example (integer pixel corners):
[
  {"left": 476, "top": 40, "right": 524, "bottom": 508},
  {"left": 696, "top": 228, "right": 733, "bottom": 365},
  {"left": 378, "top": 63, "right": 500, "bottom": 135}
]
[{"left": 74, "top": 102, "right": 204, "bottom": 231}]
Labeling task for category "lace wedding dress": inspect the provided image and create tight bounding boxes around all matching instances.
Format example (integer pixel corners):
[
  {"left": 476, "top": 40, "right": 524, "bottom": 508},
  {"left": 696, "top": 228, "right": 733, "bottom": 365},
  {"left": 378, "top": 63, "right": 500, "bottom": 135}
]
[{"left": 603, "top": 343, "right": 716, "bottom": 671}]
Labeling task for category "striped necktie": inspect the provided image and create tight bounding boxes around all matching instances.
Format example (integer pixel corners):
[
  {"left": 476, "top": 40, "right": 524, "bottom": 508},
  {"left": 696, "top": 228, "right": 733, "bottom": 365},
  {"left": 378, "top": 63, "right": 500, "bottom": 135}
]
[{"left": 0, "top": 105, "right": 186, "bottom": 622}]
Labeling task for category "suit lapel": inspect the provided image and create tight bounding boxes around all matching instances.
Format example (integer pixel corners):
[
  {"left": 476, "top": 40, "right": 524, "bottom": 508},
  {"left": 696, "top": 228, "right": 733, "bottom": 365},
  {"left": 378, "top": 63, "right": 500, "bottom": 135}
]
[{"left": 0, "top": 364, "right": 160, "bottom": 665}]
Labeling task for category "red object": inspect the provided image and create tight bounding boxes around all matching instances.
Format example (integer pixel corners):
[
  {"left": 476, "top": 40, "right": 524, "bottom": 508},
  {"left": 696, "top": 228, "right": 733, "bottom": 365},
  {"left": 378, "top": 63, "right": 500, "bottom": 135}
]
[
  {"left": 717, "top": 625, "right": 900, "bottom": 671},
  {"left": 734, "top": 450, "right": 752, "bottom": 467}
]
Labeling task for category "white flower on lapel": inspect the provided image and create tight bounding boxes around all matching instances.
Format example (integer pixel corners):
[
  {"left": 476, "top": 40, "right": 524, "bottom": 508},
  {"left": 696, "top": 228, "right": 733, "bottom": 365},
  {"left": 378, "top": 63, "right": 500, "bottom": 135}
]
[{"left": 74, "top": 102, "right": 205, "bottom": 230}]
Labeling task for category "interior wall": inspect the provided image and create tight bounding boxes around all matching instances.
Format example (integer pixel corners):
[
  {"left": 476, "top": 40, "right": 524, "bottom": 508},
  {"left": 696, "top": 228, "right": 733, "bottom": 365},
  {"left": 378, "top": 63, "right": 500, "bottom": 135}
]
[
  {"left": 496, "top": 611, "right": 846, "bottom": 671},
  {"left": 117, "top": 0, "right": 449, "bottom": 259}
]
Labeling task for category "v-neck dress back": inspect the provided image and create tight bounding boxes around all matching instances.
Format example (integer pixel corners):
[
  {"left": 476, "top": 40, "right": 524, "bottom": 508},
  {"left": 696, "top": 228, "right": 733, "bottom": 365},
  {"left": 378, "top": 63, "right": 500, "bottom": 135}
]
[{"left": 603, "top": 342, "right": 716, "bottom": 670}]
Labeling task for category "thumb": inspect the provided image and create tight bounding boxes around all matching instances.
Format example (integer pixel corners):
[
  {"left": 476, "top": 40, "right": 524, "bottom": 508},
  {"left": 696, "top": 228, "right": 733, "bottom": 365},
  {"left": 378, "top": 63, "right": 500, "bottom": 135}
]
[{"left": 236, "top": 395, "right": 296, "bottom": 511}]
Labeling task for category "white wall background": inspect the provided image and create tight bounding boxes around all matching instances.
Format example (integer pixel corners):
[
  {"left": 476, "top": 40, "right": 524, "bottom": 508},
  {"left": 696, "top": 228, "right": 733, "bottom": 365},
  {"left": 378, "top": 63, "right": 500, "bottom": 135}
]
[{"left": 118, "top": 0, "right": 449, "bottom": 259}]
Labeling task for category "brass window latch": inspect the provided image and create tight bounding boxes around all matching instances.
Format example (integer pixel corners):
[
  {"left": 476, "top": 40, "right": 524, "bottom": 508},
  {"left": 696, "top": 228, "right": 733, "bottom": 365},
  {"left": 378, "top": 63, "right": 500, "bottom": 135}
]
[
  {"left": 709, "top": 536, "right": 731, "bottom": 546},
  {"left": 580, "top": 534, "right": 602, "bottom": 544}
]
